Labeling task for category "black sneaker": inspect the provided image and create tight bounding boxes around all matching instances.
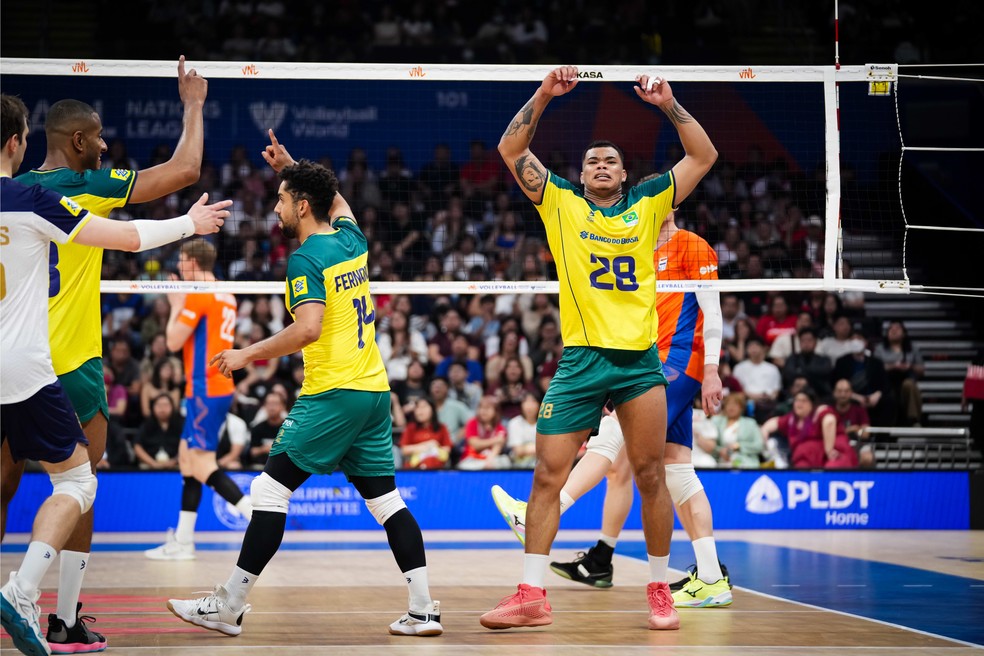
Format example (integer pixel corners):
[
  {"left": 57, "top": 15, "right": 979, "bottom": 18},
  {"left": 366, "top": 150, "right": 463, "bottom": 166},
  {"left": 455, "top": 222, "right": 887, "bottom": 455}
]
[
  {"left": 46, "top": 602, "right": 107, "bottom": 654},
  {"left": 549, "top": 547, "right": 614, "bottom": 588},
  {"left": 670, "top": 562, "right": 732, "bottom": 592}
]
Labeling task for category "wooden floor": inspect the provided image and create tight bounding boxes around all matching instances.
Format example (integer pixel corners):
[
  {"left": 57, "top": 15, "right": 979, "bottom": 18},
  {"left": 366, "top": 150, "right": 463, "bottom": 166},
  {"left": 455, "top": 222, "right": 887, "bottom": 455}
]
[{"left": 2, "top": 529, "right": 982, "bottom": 655}]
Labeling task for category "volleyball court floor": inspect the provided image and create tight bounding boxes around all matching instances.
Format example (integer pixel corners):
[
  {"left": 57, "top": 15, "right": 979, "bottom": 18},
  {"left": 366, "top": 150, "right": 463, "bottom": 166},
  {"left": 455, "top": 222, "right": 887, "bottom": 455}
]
[{"left": 2, "top": 528, "right": 982, "bottom": 655}]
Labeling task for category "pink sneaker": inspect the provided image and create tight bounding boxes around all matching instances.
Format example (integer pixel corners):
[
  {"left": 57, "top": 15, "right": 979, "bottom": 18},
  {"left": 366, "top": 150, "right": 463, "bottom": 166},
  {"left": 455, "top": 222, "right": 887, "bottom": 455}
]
[
  {"left": 480, "top": 584, "right": 552, "bottom": 630},
  {"left": 647, "top": 582, "right": 681, "bottom": 630}
]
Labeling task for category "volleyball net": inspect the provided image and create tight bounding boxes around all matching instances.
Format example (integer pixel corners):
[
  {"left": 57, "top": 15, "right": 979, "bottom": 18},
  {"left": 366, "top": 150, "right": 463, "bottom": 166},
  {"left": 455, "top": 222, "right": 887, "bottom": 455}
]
[{"left": 1, "top": 59, "right": 978, "bottom": 297}]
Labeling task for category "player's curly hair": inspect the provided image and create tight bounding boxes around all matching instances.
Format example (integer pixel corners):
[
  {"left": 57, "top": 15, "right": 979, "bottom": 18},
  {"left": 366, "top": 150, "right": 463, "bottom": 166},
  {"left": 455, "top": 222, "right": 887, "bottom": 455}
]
[{"left": 279, "top": 159, "right": 339, "bottom": 223}]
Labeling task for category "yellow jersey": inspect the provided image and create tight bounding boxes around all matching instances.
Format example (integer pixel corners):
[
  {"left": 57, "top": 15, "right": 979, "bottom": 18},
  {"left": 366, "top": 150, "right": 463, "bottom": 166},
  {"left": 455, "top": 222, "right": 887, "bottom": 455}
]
[
  {"left": 534, "top": 170, "right": 675, "bottom": 350},
  {"left": 285, "top": 217, "right": 389, "bottom": 395},
  {"left": 14, "top": 167, "right": 136, "bottom": 375}
]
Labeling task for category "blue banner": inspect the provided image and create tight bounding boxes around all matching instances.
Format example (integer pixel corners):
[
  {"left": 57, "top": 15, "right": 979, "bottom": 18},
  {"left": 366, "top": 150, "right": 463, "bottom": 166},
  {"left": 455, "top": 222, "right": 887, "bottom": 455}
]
[{"left": 4, "top": 469, "right": 969, "bottom": 533}]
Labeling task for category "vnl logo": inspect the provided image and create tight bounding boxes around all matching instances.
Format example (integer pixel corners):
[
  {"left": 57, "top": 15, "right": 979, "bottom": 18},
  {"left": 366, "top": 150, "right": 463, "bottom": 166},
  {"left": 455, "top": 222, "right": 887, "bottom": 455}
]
[{"left": 745, "top": 475, "right": 876, "bottom": 526}]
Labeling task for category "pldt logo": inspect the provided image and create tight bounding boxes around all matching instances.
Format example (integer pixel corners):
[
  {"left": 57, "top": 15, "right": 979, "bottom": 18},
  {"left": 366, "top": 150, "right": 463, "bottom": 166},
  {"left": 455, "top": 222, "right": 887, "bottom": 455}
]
[
  {"left": 745, "top": 475, "right": 783, "bottom": 514},
  {"left": 745, "top": 475, "right": 875, "bottom": 523}
]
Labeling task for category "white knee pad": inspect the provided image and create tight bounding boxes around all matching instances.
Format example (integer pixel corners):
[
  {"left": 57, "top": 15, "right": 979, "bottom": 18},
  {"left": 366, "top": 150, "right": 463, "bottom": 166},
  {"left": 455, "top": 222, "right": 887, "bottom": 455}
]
[
  {"left": 665, "top": 463, "right": 704, "bottom": 506},
  {"left": 586, "top": 415, "right": 624, "bottom": 464},
  {"left": 250, "top": 472, "right": 292, "bottom": 513},
  {"left": 49, "top": 463, "right": 97, "bottom": 514},
  {"left": 364, "top": 489, "right": 406, "bottom": 525}
]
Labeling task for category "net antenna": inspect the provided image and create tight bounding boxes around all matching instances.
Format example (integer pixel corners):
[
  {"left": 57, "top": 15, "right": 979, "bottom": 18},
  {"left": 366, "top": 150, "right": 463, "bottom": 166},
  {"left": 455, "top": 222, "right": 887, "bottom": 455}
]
[{"left": 1, "top": 59, "right": 922, "bottom": 297}]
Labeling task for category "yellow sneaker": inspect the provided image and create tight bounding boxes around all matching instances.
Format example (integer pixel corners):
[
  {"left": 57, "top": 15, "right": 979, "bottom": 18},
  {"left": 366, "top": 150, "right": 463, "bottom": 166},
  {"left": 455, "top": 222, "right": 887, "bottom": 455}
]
[
  {"left": 672, "top": 576, "right": 733, "bottom": 607},
  {"left": 490, "top": 485, "right": 527, "bottom": 546}
]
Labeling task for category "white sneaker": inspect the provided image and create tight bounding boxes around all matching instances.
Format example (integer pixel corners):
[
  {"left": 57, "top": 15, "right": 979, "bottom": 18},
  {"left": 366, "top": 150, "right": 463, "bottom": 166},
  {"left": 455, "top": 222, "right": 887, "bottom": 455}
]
[
  {"left": 491, "top": 485, "right": 527, "bottom": 546},
  {"left": 145, "top": 528, "right": 196, "bottom": 560},
  {"left": 0, "top": 571, "right": 50, "bottom": 655},
  {"left": 167, "top": 585, "right": 251, "bottom": 636},
  {"left": 389, "top": 600, "right": 443, "bottom": 636}
]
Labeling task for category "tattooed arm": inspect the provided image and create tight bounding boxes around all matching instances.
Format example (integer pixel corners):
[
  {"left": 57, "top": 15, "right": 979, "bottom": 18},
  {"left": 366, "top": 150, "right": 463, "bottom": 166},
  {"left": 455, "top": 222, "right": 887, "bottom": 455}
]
[
  {"left": 634, "top": 74, "right": 718, "bottom": 206},
  {"left": 499, "top": 65, "right": 580, "bottom": 203}
]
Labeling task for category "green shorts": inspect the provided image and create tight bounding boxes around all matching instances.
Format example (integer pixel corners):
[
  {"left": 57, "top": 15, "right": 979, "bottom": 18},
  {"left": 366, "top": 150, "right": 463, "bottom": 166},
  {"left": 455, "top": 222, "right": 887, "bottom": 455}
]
[
  {"left": 537, "top": 345, "right": 667, "bottom": 435},
  {"left": 270, "top": 388, "right": 395, "bottom": 477},
  {"left": 58, "top": 357, "right": 109, "bottom": 424}
]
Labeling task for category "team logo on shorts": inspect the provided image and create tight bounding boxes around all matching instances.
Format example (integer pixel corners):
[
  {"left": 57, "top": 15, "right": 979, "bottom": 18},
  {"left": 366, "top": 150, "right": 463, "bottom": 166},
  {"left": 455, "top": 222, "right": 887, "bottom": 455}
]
[
  {"left": 59, "top": 196, "right": 83, "bottom": 216},
  {"left": 291, "top": 276, "right": 308, "bottom": 296}
]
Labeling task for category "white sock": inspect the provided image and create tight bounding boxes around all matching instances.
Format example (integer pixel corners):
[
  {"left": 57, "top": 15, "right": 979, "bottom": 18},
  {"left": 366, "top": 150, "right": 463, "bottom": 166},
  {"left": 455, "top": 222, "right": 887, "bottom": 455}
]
[
  {"left": 235, "top": 496, "right": 254, "bottom": 521},
  {"left": 559, "top": 490, "right": 575, "bottom": 515},
  {"left": 599, "top": 534, "right": 618, "bottom": 549},
  {"left": 57, "top": 550, "right": 89, "bottom": 628},
  {"left": 648, "top": 554, "right": 669, "bottom": 583},
  {"left": 18, "top": 541, "right": 57, "bottom": 595},
  {"left": 693, "top": 537, "right": 723, "bottom": 582},
  {"left": 224, "top": 566, "right": 257, "bottom": 609},
  {"left": 522, "top": 554, "right": 550, "bottom": 589},
  {"left": 175, "top": 511, "right": 197, "bottom": 544},
  {"left": 403, "top": 566, "right": 433, "bottom": 613}
]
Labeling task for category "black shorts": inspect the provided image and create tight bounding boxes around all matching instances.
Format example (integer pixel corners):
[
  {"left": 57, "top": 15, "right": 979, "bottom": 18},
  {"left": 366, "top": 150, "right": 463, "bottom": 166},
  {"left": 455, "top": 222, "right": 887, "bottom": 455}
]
[{"left": 1, "top": 382, "right": 89, "bottom": 463}]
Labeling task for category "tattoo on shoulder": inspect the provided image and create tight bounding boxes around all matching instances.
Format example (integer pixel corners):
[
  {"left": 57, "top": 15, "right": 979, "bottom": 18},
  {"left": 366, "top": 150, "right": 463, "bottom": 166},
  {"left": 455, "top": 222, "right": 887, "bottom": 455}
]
[
  {"left": 660, "top": 99, "right": 694, "bottom": 125},
  {"left": 514, "top": 154, "right": 545, "bottom": 193}
]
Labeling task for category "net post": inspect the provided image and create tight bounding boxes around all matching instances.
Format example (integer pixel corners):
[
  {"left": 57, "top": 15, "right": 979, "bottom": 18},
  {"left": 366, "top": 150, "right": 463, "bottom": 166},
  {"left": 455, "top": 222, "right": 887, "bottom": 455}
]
[{"left": 822, "top": 66, "right": 842, "bottom": 288}]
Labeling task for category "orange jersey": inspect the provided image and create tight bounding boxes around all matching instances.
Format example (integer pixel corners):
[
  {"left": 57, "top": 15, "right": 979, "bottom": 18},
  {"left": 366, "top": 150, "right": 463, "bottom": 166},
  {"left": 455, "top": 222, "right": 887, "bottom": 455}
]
[
  {"left": 655, "top": 230, "right": 718, "bottom": 381},
  {"left": 178, "top": 292, "right": 237, "bottom": 398}
]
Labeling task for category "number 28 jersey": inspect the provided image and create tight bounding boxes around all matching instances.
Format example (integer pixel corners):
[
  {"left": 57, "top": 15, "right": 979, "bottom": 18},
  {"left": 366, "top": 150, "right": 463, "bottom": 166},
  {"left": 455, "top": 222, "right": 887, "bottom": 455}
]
[
  {"left": 285, "top": 217, "right": 389, "bottom": 396},
  {"left": 535, "top": 171, "right": 676, "bottom": 350}
]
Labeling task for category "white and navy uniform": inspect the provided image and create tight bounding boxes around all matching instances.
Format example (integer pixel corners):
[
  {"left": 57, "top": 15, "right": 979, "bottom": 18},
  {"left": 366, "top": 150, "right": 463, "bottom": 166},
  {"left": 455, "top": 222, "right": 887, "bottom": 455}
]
[{"left": 0, "top": 177, "right": 93, "bottom": 462}]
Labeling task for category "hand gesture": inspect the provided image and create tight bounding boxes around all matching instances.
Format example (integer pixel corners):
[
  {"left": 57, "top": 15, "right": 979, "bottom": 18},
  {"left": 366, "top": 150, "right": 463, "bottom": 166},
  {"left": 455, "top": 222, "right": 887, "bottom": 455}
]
[
  {"left": 701, "top": 371, "right": 724, "bottom": 416},
  {"left": 177, "top": 55, "right": 208, "bottom": 107},
  {"left": 262, "top": 129, "right": 296, "bottom": 173},
  {"left": 186, "top": 193, "right": 231, "bottom": 235},
  {"left": 540, "top": 66, "right": 579, "bottom": 97},
  {"left": 165, "top": 272, "right": 186, "bottom": 312},
  {"left": 634, "top": 74, "right": 674, "bottom": 108},
  {"left": 210, "top": 349, "right": 251, "bottom": 378}
]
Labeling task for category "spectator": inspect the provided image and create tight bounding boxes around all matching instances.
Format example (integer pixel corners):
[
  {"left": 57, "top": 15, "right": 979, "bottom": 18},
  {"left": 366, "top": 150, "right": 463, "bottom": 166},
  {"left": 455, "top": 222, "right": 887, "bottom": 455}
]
[
  {"left": 104, "top": 365, "right": 128, "bottom": 429},
  {"left": 816, "top": 294, "right": 845, "bottom": 338},
  {"left": 725, "top": 317, "right": 756, "bottom": 365},
  {"left": 427, "top": 305, "right": 465, "bottom": 365},
  {"left": 781, "top": 327, "right": 833, "bottom": 398},
  {"left": 506, "top": 391, "right": 540, "bottom": 468},
  {"left": 140, "top": 358, "right": 183, "bottom": 419},
  {"left": 435, "top": 333, "right": 484, "bottom": 384},
  {"left": 709, "top": 392, "right": 763, "bottom": 468},
  {"left": 400, "top": 397, "right": 453, "bottom": 470},
  {"left": 459, "top": 139, "right": 500, "bottom": 209},
  {"left": 139, "top": 331, "right": 183, "bottom": 385},
  {"left": 134, "top": 394, "right": 183, "bottom": 470},
  {"left": 691, "top": 403, "right": 721, "bottom": 468},
  {"left": 720, "top": 292, "right": 744, "bottom": 342},
  {"left": 816, "top": 313, "right": 855, "bottom": 362},
  {"left": 962, "top": 351, "right": 984, "bottom": 457},
  {"left": 417, "top": 142, "right": 459, "bottom": 213},
  {"left": 379, "top": 147, "right": 414, "bottom": 210},
  {"left": 376, "top": 309, "right": 428, "bottom": 383},
  {"left": 520, "top": 293, "right": 560, "bottom": 348},
  {"left": 105, "top": 337, "right": 144, "bottom": 429},
  {"left": 430, "top": 376, "right": 473, "bottom": 448},
  {"left": 873, "top": 320, "right": 925, "bottom": 426},
  {"left": 831, "top": 378, "right": 874, "bottom": 468},
  {"left": 458, "top": 395, "right": 509, "bottom": 470},
  {"left": 140, "top": 297, "right": 173, "bottom": 347},
  {"left": 755, "top": 294, "right": 797, "bottom": 346},
  {"left": 443, "top": 233, "right": 489, "bottom": 281},
  {"left": 248, "top": 391, "right": 288, "bottom": 468},
  {"left": 529, "top": 315, "right": 563, "bottom": 372},
  {"left": 488, "top": 356, "right": 537, "bottom": 421},
  {"left": 216, "top": 412, "right": 250, "bottom": 470},
  {"left": 235, "top": 323, "right": 280, "bottom": 401},
  {"left": 761, "top": 389, "right": 858, "bottom": 469},
  {"left": 392, "top": 359, "right": 430, "bottom": 416},
  {"left": 485, "top": 328, "right": 534, "bottom": 386},
  {"left": 732, "top": 336, "right": 782, "bottom": 423},
  {"left": 768, "top": 311, "right": 814, "bottom": 367},
  {"left": 465, "top": 294, "right": 501, "bottom": 347},
  {"left": 832, "top": 330, "right": 889, "bottom": 425},
  {"left": 447, "top": 360, "right": 483, "bottom": 411}
]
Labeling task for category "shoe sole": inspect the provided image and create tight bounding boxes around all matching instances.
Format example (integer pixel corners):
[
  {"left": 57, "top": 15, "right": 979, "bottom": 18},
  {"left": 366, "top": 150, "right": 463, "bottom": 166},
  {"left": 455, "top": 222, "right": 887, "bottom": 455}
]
[
  {"left": 49, "top": 643, "right": 108, "bottom": 654},
  {"left": 145, "top": 552, "right": 196, "bottom": 561},
  {"left": 166, "top": 601, "right": 242, "bottom": 636},
  {"left": 673, "top": 591, "right": 733, "bottom": 608},
  {"left": 480, "top": 615, "right": 552, "bottom": 630},
  {"left": 490, "top": 486, "right": 526, "bottom": 546},
  {"left": 648, "top": 615, "right": 681, "bottom": 630},
  {"left": 1, "top": 598, "right": 49, "bottom": 656},
  {"left": 388, "top": 625, "right": 444, "bottom": 637},
  {"left": 549, "top": 564, "right": 613, "bottom": 588}
]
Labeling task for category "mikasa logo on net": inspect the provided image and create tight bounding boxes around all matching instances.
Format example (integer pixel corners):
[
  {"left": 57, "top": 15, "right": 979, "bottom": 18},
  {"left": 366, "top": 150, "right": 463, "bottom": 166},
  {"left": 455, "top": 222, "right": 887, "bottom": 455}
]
[{"left": 745, "top": 475, "right": 875, "bottom": 525}]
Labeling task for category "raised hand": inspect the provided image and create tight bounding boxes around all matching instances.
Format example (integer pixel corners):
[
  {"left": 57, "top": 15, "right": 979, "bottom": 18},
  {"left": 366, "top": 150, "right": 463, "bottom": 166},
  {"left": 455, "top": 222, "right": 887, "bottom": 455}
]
[
  {"left": 186, "top": 193, "right": 231, "bottom": 235},
  {"left": 634, "top": 74, "right": 674, "bottom": 107},
  {"left": 262, "top": 129, "right": 296, "bottom": 172},
  {"left": 177, "top": 55, "right": 208, "bottom": 107},
  {"left": 540, "top": 66, "right": 580, "bottom": 97}
]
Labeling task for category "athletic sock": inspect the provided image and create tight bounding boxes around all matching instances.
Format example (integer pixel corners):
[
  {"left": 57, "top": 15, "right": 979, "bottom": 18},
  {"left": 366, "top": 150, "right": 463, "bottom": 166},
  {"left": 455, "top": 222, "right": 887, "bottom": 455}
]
[
  {"left": 235, "top": 496, "right": 254, "bottom": 521},
  {"left": 175, "top": 510, "right": 197, "bottom": 544},
  {"left": 599, "top": 533, "right": 618, "bottom": 549},
  {"left": 402, "top": 565, "right": 433, "bottom": 613},
  {"left": 648, "top": 554, "right": 669, "bottom": 584},
  {"left": 57, "top": 550, "right": 88, "bottom": 628},
  {"left": 522, "top": 553, "right": 550, "bottom": 589},
  {"left": 693, "top": 537, "right": 724, "bottom": 582},
  {"left": 591, "top": 540, "right": 615, "bottom": 565},
  {"left": 559, "top": 490, "right": 575, "bottom": 515},
  {"left": 224, "top": 565, "right": 257, "bottom": 610},
  {"left": 18, "top": 541, "right": 57, "bottom": 596}
]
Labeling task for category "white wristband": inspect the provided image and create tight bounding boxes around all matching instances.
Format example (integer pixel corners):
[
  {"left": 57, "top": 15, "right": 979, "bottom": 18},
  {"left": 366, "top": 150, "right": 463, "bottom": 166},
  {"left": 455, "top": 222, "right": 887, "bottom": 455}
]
[{"left": 132, "top": 215, "right": 196, "bottom": 252}]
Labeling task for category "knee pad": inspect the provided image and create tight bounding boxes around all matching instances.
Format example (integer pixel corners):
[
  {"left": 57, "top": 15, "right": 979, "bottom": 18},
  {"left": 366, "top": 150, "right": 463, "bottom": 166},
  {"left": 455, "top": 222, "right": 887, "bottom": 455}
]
[
  {"left": 665, "top": 463, "right": 704, "bottom": 506},
  {"left": 364, "top": 489, "right": 406, "bottom": 526},
  {"left": 586, "top": 415, "right": 624, "bottom": 464},
  {"left": 250, "top": 472, "right": 292, "bottom": 513},
  {"left": 49, "top": 463, "right": 97, "bottom": 514}
]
